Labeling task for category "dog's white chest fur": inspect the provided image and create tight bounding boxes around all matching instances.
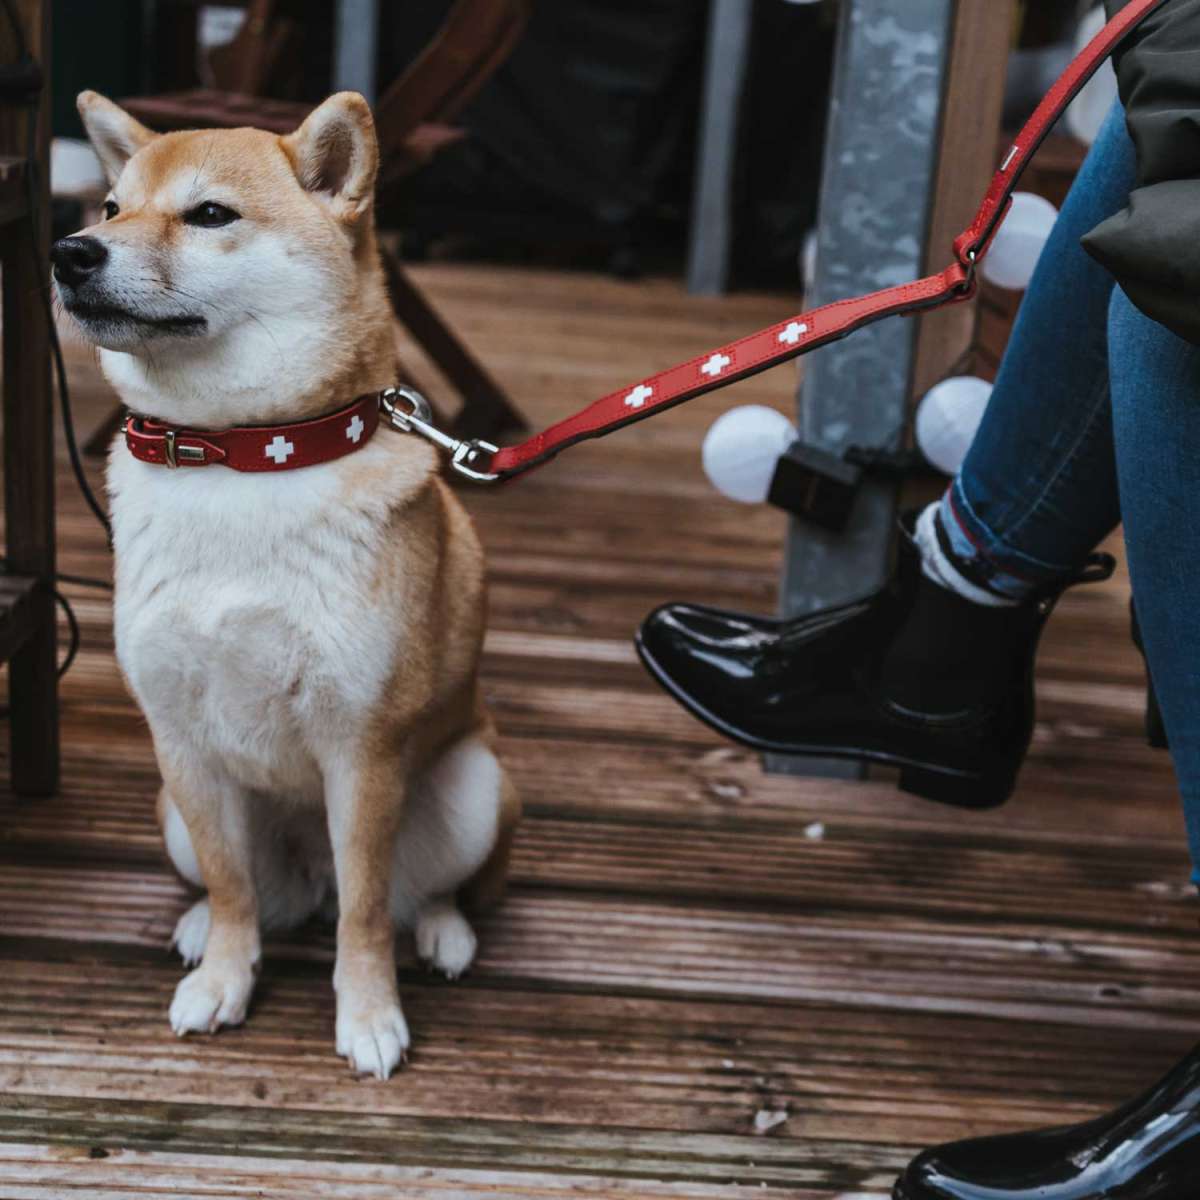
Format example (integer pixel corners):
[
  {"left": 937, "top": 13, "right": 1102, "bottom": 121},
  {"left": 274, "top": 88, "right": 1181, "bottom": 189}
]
[{"left": 108, "top": 440, "right": 401, "bottom": 797}]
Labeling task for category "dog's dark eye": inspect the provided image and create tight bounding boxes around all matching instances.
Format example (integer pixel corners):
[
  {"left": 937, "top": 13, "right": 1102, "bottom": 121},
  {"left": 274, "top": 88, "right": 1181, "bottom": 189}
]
[
  {"left": 184, "top": 202, "right": 241, "bottom": 228},
  {"left": 103, "top": 199, "right": 119, "bottom": 220}
]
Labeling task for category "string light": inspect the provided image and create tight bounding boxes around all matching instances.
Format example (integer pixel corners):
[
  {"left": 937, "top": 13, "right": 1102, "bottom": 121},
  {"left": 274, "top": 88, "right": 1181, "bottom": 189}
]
[
  {"left": 915, "top": 376, "right": 993, "bottom": 476},
  {"left": 981, "top": 192, "right": 1058, "bottom": 291},
  {"left": 702, "top": 406, "right": 797, "bottom": 503}
]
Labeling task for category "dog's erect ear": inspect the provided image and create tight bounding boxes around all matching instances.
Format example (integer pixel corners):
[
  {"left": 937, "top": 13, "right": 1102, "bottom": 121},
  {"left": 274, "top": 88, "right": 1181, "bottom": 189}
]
[
  {"left": 77, "top": 91, "right": 158, "bottom": 186},
  {"left": 282, "top": 92, "right": 378, "bottom": 223}
]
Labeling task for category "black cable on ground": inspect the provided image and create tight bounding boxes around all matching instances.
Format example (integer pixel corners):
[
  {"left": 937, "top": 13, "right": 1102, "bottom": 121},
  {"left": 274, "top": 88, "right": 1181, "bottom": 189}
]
[
  {"left": 52, "top": 587, "right": 80, "bottom": 678},
  {"left": 0, "top": 0, "right": 115, "bottom": 690},
  {"left": 55, "top": 572, "right": 114, "bottom": 592},
  {"left": 24, "top": 104, "right": 114, "bottom": 545}
]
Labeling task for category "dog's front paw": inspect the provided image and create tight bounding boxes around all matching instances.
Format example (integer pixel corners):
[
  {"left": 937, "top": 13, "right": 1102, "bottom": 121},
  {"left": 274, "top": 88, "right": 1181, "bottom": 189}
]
[
  {"left": 171, "top": 898, "right": 211, "bottom": 967},
  {"left": 336, "top": 997, "right": 410, "bottom": 1080},
  {"left": 416, "top": 905, "right": 477, "bottom": 979},
  {"left": 169, "top": 961, "right": 255, "bottom": 1036}
]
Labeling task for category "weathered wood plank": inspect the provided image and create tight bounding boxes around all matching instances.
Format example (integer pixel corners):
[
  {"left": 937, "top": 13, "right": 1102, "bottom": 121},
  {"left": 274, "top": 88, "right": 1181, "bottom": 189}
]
[
  {"left": 2, "top": 799, "right": 1193, "bottom": 937},
  {"left": 0, "top": 951, "right": 1188, "bottom": 1144},
  {"left": 0, "top": 1129, "right": 900, "bottom": 1200},
  {"left": 1, "top": 864, "right": 1198, "bottom": 1035}
]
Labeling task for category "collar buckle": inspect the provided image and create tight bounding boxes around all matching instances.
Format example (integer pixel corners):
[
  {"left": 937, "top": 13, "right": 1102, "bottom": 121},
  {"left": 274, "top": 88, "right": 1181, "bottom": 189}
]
[{"left": 162, "top": 428, "right": 207, "bottom": 468}]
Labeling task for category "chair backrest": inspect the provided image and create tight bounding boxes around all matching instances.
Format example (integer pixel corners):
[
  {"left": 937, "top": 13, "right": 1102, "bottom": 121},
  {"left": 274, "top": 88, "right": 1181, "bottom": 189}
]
[
  {"left": 373, "top": 0, "right": 533, "bottom": 162},
  {"left": 208, "top": 0, "right": 284, "bottom": 96}
]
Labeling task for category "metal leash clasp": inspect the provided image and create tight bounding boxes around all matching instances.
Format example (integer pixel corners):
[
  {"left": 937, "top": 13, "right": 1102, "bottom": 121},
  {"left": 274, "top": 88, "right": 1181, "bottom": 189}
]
[
  {"left": 953, "top": 248, "right": 979, "bottom": 298},
  {"left": 378, "top": 386, "right": 500, "bottom": 483}
]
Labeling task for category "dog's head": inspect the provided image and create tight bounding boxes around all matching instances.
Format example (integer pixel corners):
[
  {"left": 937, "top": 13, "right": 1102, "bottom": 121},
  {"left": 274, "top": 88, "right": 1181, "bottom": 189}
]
[{"left": 56, "top": 91, "right": 388, "bottom": 423}]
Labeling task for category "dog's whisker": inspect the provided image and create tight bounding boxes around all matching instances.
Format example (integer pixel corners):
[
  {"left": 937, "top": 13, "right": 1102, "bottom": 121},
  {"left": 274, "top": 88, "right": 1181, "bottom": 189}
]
[
  {"left": 242, "top": 307, "right": 287, "bottom": 366},
  {"left": 160, "top": 282, "right": 219, "bottom": 312}
]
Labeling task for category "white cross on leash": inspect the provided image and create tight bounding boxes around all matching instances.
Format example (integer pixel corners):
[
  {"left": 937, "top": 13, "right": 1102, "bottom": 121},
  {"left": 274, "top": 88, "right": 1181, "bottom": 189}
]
[
  {"left": 778, "top": 322, "right": 809, "bottom": 346},
  {"left": 346, "top": 414, "right": 365, "bottom": 443},
  {"left": 264, "top": 434, "right": 295, "bottom": 464},
  {"left": 700, "top": 353, "right": 731, "bottom": 378},
  {"left": 624, "top": 384, "right": 654, "bottom": 409}
]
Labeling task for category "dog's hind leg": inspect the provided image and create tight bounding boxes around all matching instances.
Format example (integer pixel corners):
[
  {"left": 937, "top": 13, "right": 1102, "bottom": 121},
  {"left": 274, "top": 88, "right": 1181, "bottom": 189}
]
[
  {"left": 415, "top": 895, "right": 477, "bottom": 979},
  {"left": 160, "top": 787, "right": 330, "bottom": 966},
  {"left": 394, "top": 732, "right": 521, "bottom": 978},
  {"left": 460, "top": 761, "right": 521, "bottom": 915}
]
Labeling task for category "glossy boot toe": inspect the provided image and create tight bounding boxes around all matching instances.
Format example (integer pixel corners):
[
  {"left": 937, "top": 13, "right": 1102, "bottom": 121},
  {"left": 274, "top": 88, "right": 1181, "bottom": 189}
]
[
  {"left": 895, "top": 1045, "right": 1200, "bottom": 1200},
  {"left": 637, "top": 593, "right": 886, "bottom": 756}
]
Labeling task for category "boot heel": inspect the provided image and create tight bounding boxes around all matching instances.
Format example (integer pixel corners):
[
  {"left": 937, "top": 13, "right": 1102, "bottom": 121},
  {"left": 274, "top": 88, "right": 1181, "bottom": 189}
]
[
  {"left": 1132, "top": 600, "right": 1168, "bottom": 750},
  {"left": 898, "top": 765, "right": 1012, "bottom": 810},
  {"left": 1146, "top": 681, "right": 1169, "bottom": 750}
]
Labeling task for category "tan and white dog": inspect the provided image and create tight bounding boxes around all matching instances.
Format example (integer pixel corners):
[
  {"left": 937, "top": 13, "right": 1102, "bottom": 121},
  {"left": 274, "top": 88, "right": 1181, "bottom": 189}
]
[{"left": 54, "top": 90, "right": 520, "bottom": 1080}]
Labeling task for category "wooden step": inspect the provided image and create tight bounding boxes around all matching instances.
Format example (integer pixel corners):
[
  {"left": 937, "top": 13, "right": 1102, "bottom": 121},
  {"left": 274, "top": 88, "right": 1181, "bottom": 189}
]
[{"left": 0, "top": 573, "right": 46, "bottom": 665}]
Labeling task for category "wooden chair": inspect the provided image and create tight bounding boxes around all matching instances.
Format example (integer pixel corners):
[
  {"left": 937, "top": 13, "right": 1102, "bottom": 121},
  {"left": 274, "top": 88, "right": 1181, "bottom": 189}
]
[
  {"left": 86, "top": 0, "right": 530, "bottom": 453},
  {"left": 1, "top": 0, "right": 58, "bottom": 795}
]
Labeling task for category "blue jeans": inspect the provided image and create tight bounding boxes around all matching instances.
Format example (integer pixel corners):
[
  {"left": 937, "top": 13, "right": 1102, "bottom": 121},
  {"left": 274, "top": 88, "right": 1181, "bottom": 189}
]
[{"left": 945, "top": 103, "right": 1200, "bottom": 883}]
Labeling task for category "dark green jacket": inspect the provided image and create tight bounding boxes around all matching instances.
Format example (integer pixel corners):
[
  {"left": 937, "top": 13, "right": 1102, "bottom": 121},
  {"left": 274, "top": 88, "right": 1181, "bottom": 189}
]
[{"left": 1084, "top": 0, "right": 1200, "bottom": 342}]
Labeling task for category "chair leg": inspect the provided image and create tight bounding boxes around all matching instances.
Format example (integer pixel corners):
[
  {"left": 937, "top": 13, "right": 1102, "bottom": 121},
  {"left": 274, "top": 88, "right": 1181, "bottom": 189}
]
[
  {"left": 84, "top": 404, "right": 128, "bottom": 458},
  {"left": 2, "top": 158, "right": 58, "bottom": 796},
  {"left": 381, "top": 247, "right": 527, "bottom": 441},
  {"left": 9, "top": 599, "right": 59, "bottom": 796}
]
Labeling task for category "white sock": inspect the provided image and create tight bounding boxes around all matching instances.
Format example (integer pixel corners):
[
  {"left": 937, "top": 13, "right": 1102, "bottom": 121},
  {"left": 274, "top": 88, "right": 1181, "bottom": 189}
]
[{"left": 914, "top": 503, "right": 1017, "bottom": 608}]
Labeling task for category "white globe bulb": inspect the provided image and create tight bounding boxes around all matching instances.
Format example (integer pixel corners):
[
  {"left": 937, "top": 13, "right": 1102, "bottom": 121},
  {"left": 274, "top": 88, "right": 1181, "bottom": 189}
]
[
  {"left": 51, "top": 137, "right": 105, "bottom": 198},
  {"left": 980, "top": 192, "right": 1058, "bottom": 291},
  {"left": 916, "top": 376, "right": 993, "bottom": 476},
  {"left": 702, "top": 405, "right": 797, "bottom": 504},
  {"left": 1066, "top": 6, "right": 1118, "bottom": 146}
]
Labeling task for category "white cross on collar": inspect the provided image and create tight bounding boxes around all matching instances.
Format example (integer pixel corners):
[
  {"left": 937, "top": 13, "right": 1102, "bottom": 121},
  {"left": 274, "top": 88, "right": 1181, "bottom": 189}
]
[
  {"left": 346, "top": 414, "right": 365, "bottom": 443},
  {"left": 700, "top": 353, "right": 731, "bottom": 378},
  {"left": 624, "top": 384, "right": 653, "bottom": 409},
  {"left": 264, "top": 434, "right": 295, "bottom": 464}
]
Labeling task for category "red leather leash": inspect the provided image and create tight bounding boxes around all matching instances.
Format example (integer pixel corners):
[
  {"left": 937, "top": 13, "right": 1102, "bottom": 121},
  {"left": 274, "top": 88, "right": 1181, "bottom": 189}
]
[
  {"left": 126, "top": 0, "right": 1165, "bottom": 483},
  {"left": 466, "top": 0, "right": 1166, "bottom": 482}
]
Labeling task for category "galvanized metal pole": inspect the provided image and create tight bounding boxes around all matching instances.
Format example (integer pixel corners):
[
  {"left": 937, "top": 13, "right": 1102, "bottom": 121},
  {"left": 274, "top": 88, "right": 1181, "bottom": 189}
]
[
  {"left": 686, "top": 0, "right": 753, "bottom": 296},
  {"left": 767, "top": 0, "right": 953, "bottom": 778},
  {"left": 333, "top": 0, "right": 379, "bottom": 104}
]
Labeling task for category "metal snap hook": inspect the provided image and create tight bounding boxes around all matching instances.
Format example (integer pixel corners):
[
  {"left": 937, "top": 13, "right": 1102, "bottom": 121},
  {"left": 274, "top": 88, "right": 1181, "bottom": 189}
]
[{"left": 378, "top": 387, "right": 500, "bottom": 483}]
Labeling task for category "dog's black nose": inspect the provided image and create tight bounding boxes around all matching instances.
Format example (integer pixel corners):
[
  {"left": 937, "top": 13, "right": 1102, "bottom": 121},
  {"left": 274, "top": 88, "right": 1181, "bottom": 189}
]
[{"left": 51, "top": 235, "right": 108, "bottom": 287}]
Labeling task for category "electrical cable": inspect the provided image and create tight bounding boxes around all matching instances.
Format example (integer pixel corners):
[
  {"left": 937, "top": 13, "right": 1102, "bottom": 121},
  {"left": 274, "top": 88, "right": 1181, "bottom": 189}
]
[
  {"left": 52, "top": 586, "right": 80, "bottom": 678},
  {"left": 0, "top": 0, "right": 114, "bottom": 686},
  {"left": 25, "top": 99, "right": 114, "bottom": 544},
  {"left": 55, "top": 572, "right": 114, "bottom": 591}
]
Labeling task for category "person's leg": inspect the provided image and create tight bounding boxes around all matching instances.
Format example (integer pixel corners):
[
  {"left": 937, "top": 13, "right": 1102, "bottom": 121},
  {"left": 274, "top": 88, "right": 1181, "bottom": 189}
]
[
  {"left": 1110, "top": 286, "right": 1200, "bottom": 885},
  {"left": 933, "top": 101, "right": 1136, "bottom": 601},
  {"left": 893, "top": 280, "right": 1200, "bottom": 1200}
]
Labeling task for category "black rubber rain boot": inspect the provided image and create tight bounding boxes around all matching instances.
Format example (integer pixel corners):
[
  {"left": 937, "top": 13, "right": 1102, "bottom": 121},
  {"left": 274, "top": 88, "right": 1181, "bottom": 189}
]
[
  {"left": 894, "top": 1045, "right": 1200, "bottom": 1200},
  {"left": 636, "top": 515, "right": 1115, "bottom": 809},
  {"left": 1131, "top": 599, "right": 1169, "bottom": 750}
]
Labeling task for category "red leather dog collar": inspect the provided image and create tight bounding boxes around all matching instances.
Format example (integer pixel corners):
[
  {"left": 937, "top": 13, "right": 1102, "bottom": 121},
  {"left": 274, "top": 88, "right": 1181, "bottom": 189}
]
[{"left": 124, "top": 393, "right": 380, "bottom": 471}]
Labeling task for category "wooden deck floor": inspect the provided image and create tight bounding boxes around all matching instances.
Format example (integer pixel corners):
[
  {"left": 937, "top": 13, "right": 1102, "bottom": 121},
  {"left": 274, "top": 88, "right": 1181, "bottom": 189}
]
[{"left": 1, "top": 263, "right": 1196, "bottom": 1198}]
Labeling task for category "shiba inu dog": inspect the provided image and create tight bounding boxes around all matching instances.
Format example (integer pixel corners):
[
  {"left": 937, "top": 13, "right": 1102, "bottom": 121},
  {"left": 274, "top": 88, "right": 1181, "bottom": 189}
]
[{"left": 53, "top": 90, "right": 520, "bottom": 1080}]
